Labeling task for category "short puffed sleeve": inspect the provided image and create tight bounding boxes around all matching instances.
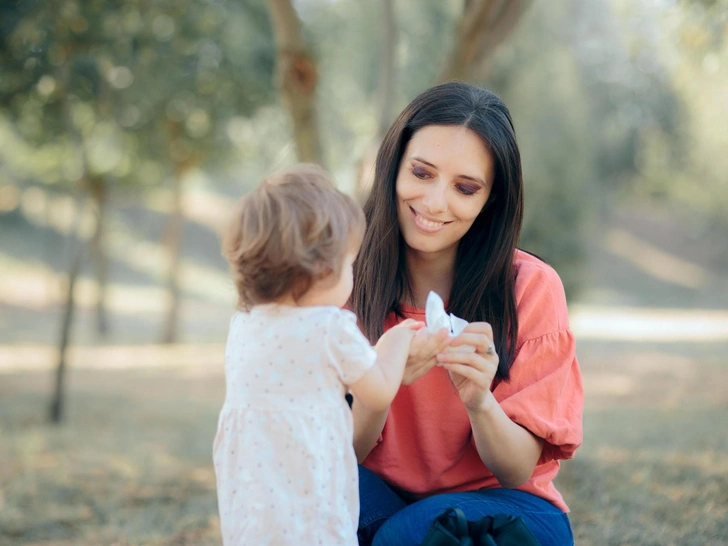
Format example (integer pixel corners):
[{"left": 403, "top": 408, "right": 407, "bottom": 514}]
[
  {"left": 324, "top": 308, "right": 377, "bottom": 385},
  {"left": 494, "top": 256, "right": 584, "bottom": 462}
]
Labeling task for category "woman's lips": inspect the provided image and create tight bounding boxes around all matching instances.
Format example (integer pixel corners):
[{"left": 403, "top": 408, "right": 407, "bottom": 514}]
[{"left": 410, "top": 206, "right": 451, "bottom": 233}]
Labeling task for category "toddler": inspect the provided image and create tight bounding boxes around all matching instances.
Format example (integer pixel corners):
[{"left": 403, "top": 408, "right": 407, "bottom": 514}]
[{"left": 213, "top": 164, "right": 419, "bottom": 545}]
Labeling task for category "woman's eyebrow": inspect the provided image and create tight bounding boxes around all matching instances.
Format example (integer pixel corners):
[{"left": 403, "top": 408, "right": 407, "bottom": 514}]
[{"left": 411, "top": 156, "right": 486, "bottom": 187}]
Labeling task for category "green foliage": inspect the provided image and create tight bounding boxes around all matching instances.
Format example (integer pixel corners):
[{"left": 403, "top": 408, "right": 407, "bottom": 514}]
[
  {"left": 478, "top": 2, "right": 600, "bottom": 297},
  {"left": 625, "top": 0, "right": 728, "bottom": 238},
  {"left": 0, "top": 0, "right": 276, "bottom": 192},
  {"left": 290, "top": 0, "right": 459, "bottom": 182}
]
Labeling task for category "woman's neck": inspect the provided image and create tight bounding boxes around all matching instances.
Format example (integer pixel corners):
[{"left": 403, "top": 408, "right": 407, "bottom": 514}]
[{"left": 404, "top": 246, "right": 456, "bottom": 308}]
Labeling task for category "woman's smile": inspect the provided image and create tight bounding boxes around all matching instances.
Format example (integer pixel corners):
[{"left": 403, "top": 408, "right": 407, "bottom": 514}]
[{"left": 410, "top": 205, "right": 453, "bottom": 233}]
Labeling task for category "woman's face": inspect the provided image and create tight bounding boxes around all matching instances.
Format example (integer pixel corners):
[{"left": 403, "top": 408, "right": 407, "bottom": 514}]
[{"left": 396, "top": 125, "right": 494, "bottom": 258}]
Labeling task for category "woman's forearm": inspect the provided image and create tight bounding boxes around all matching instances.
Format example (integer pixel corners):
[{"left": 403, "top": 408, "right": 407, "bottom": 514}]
[
  {"left": 468, "top": 392, "right": 543, "bottom": 488},
  {"left": 352, "top": 402, "right": 389, "bottom": 463}
]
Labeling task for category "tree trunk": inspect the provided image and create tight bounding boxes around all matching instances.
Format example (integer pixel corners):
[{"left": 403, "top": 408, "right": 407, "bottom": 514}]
[
  {"left": 89, "top": 175, "right": 109, "bottom": 336},
  {"left": 376, "top": 0, "right": 398, "bottom": 139},
  {"left": 356, "top": 0, "right": 399, "bottom": 202},
  {"left": 160, "top": 165, "right": 186, "bottom": 344},
  {"left": 49, "top": 197, "right": 87, "bottom": 424},
  {"left": 439, "top": 0, "right": 532, "bottom": 83},
  {"left": 44, "top": 190, "right": 56, "bottom": 305},
  {"left": 266, "top": 0, "right": 324, "bottom": 165}
]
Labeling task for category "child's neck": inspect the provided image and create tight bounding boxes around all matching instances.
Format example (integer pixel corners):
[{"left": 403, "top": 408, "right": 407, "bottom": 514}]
[
  {"left": 270, "top": 291, "right": 332, "bottom": 308},
  {"left": 271, "top": 294, "right": 298, "bottom": 306}
]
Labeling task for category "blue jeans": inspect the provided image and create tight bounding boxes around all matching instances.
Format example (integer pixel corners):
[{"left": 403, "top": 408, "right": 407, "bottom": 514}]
[{"left": 358, "top": 465, "right": 574, "bottom": 546}]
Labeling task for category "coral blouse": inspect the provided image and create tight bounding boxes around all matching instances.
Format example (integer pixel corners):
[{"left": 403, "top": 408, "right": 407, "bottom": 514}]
[{"left": 362, "top": 250, "right": 584, "bottom": 512}]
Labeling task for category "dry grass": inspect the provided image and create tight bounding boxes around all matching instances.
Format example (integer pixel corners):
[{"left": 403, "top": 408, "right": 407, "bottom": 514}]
[
  {"left": 0, "top": 365, "right": 223, "bottom": 546},
  {"left": 560, "top": 342, "right": 728, "bottom": 546},
  {"left": 1, "top": 340, "right": 727, "bottom": 545}
]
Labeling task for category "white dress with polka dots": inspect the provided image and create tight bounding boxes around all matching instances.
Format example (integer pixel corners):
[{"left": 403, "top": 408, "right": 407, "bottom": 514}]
[{"left": 213, "top": 305, "right": 376, "bottom": 546}]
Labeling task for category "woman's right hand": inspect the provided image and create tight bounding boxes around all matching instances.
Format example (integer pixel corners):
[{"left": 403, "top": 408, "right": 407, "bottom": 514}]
[{"left": 401, "top": 327, "right": 451, "bottom": 385}]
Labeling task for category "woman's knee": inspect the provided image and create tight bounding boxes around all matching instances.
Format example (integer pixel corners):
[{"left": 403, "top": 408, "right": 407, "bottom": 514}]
[
  {"left": 370, "top": 515, "right": 422, "bottom": 546},
  {"left": 370, "top": 490, "right": 573, "bottom": 546},
  {"left": 370, "top": 494, "right": 468, "bottom": 546}
]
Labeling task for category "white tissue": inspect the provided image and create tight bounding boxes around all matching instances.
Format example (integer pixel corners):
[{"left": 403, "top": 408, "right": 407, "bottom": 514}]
[
  {"left": 425, "top": 291, "right": 474, "bottom": 354},
  {"left": 425, "top": 291, "right": 469, "bottom": 336}
]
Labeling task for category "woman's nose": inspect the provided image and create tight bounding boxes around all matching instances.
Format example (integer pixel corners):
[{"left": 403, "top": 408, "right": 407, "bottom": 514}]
[{"left": 421, "top": 180, "right": 448, "bottom": 214}]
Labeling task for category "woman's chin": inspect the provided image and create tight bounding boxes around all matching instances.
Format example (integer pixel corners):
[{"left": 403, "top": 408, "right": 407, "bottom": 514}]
[{"left": 402, "top": 234, "right": 456, "bottom": 256}]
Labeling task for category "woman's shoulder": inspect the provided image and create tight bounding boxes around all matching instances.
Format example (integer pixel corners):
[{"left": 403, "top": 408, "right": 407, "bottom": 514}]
[
  {"left": 513, "top": 249, "right": 569, "bottom": 338},
  {"left": 513, "top": 249, "right": 564, "bottom": 288}
]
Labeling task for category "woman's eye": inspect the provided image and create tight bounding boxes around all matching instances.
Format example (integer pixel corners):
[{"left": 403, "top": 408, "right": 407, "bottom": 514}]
[
  {"left": 456, "top": 183, "right": 480, "bottom": 196},
  {"left": 412, "top": 166, "right": 431, "bottom": 179}
]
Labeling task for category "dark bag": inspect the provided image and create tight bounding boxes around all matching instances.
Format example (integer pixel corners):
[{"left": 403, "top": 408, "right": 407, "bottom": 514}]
[{"left": 420, "top": 507, "right": 542, "bottom": 546}]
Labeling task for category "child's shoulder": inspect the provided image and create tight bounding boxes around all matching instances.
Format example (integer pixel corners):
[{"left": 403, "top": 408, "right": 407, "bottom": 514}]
[
  {"left": 305, "top": 306, "right": 358, "bottom": 332},
  {"left": 229, "top": 305, "right": 349, "bottom": 328},
  {"left": 298, "top": 307, "right": 362, "bottom": 338},
  {"left": 299, "top": 305, "right": 354, "bottom": 321}
]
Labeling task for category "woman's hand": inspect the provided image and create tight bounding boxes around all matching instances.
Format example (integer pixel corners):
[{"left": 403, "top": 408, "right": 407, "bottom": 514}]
[
  {"left": 436, "top": 322, "right": 499, "bottom": 411},
  {"left": 401, "top": 327, "right": 451, "bottom": 385}
]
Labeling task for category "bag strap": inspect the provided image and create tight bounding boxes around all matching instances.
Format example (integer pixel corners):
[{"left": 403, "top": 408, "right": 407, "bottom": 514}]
[
  {"left": 451, "top": 507, "right": 470, "bottom": 541},
  {"left": 420, "top": 507, "right": 474, "bottom": 546},
  {"left": 472, "top": 514, "right": 542, "bottom": 546}
]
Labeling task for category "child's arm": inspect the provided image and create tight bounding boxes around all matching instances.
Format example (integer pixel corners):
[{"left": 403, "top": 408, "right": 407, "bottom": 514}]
[{"left": 348, "top": 320, "right": 421, "bottom": 412}]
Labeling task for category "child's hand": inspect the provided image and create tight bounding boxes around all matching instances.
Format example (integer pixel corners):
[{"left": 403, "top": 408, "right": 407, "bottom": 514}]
[
  {"left": 393, "top": 318, "right": 426, "bottom": 331},
  {"left": 375, "top": 319, "right": 423, "bottom": 350},
  {"left": 382, "top": 319, "right": 426, "bottom": 342},
  {"left": 357, "top": 319, "right": 426, "bottom": 413},
  {"left": 402, "top": 327, "right": 452, "bottom": 385}
]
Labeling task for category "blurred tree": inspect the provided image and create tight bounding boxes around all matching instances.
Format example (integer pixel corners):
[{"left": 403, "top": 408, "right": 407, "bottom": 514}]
[
  {"left": 355, "top": 0, "right": 399, "bottom": 201},
  {"left": 0, "top": 0, "right": 275, "bottom": 420},
  {"left": 376, "top": 0, "right": 399, "bottom": 139},
  {"left": 50, "top": 196, "right": 89, "bottom": 424},
  {"left": 0, "top": 1, "right": 122, "bottom": 341},
  {"left": 0, "top": 0, "right": 138, "bottom": 422},
  {"left": 115, "top": 0, "right": 275, "bottom": 342},
  {"left": 439, "top": 0, "right": 533, "bottom": 82},
  {"left": 481, "top": 1, "right": 599, "bottom": 297},
  {"left": 266, "top": 0, "right": 323, "bottom": 165},
  {"left": 624, "top": 0, "right": 728, "bottom": 246}
]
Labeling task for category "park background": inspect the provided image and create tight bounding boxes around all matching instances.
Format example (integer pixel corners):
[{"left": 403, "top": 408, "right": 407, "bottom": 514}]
[{"left": 1, "top": 0, "right": 727, "bottom": 544}]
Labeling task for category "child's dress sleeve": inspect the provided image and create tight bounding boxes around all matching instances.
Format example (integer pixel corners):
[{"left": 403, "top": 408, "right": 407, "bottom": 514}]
[{"left": 324, "top": 309, "right": 377, "bottom": 385}]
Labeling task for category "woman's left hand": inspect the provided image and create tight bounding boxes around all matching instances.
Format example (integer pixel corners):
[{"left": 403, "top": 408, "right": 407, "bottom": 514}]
[{"left": 436, "top": 322, "right": 499, "bottom": 411}]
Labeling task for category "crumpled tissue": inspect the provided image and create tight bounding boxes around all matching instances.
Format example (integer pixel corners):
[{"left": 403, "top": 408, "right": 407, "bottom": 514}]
[
  {"left": 425, "top": 291, "right": 468, "bottom": 336},
  {"left": 425, "top": 291, "right": 475, "bottom": 353}
]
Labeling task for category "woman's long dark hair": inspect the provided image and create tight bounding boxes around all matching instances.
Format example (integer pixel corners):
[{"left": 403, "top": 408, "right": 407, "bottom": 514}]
[{"left": 351, "top": 81, "right": 524, "bottom": 380}]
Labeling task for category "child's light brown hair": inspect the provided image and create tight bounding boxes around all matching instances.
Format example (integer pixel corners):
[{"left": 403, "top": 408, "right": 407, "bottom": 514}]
[{"left": 222, "top": 164, "right": 366, "bottom": 310}]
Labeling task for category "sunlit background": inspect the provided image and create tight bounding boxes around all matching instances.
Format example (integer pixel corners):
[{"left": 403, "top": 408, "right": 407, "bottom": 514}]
[{"left": 1, "top": 0, "right": 727, "bottom": 544}]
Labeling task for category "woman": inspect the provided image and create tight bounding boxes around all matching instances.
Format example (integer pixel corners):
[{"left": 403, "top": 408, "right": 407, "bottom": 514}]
[{"left": 350, "top": 81, "right": 583, "bottom": 546}]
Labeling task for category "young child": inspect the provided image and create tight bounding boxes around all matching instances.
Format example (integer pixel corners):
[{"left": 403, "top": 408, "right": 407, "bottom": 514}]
[{"left": 213, "top": 164, "right": 419, "bottom": 545}]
